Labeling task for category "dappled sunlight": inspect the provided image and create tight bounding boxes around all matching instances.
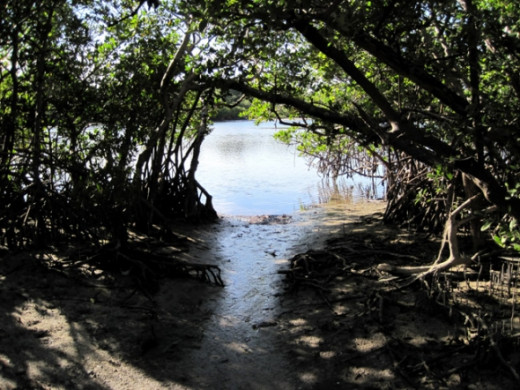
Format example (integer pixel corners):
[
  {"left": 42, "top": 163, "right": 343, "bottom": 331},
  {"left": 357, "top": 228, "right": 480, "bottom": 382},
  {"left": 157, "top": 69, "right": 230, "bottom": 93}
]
[
  {"left": 347, "top": 366, "right": 395, "bottom": 384},
  {"left": 5, "top": 295, "right": 109, "bottom": 388},
  {"left": 298, "top": 371, "right": 318, "bottom": 384},
  {"left": 391, "top": 313, "right": 457, "bottom": 349},
  {"left": 296, "top": 335, "right": 322, "bottom": 349},
  {"left": 318, "top": 350, "right": 337, "bottom": 359},
  {"left": 12, "top": 297, "right": 94, "bottom": 356},
  {"left": 3, "top": 0, "right": 519, "bottom": 388},
  {"left": 352, "top": 333, "right": 387, "bottom": 353},
  {"left": 288, "top": 318, "right": 308, "bottom": 327},
  {"left": 331, "top": 303, "right": 350, "bottom": 315},
  {"left": 3, "top": 202, "right": 519, "bottom": 389},
  {"left": 0, "top": 252, "right": 209, "bottom": 389},
  {"left": 12, "top": 296, "right": 169, "bottom": 389},
  {"left": 272, "top": 210, "right": 520, "bottom": 389}
]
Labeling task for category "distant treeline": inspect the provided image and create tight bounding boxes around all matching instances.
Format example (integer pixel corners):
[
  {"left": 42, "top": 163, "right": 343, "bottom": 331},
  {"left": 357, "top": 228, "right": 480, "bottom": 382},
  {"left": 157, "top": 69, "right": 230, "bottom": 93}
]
[{"left": 212, "top": 90, "right": 251, "bottom": 121}]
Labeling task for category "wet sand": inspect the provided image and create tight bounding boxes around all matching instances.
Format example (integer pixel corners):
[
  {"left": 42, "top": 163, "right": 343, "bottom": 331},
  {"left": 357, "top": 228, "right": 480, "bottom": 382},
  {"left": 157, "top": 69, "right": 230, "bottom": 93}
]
[
  {"left": 165, "top": 200, "right": 386, "bottom": 389},
  {"left": 4, "top": 199, "right": 516, "bottom": 389}
]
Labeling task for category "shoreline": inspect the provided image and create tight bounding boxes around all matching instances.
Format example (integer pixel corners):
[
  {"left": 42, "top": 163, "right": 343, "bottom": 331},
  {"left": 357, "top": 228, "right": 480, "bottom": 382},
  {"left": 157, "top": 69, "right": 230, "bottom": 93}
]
[{"left": 1, "top": 203, "right": 518, "bottom": 389}]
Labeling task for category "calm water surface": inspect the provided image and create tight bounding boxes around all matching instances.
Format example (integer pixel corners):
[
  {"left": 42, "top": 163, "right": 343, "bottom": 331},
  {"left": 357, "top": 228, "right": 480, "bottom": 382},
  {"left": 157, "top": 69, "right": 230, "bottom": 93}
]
[
  {"left": 176, "top": 120, "right": 385, "bottom": 389},
  {"left": 196, "top": 120, "right": 383, "bottom": 216}
]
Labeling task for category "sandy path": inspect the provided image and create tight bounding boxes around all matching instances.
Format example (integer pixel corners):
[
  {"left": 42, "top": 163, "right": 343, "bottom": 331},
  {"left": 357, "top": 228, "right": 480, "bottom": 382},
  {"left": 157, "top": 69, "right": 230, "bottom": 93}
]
[{"left": 0, "top": 201, "right": 388, "bottom": 389}]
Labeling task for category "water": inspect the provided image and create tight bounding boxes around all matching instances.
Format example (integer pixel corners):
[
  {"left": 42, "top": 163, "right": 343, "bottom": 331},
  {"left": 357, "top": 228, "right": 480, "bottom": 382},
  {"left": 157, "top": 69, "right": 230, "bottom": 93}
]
[
  {"left": 196, "top": 120, "right": 384, "bottom": 215},
  {"left": 174, "top": 120, "right": 385, "bottom": 388}
]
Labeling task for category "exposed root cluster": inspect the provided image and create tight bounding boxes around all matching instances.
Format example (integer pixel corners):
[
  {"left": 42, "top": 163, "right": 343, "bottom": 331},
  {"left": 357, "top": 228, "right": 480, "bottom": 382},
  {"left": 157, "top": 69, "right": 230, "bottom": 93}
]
[
  {"left": 75, "top": 241, "right": 224, "bottom": 296},
  {"left": 278, "top": 220, "right": 520, "bottom": 388}
]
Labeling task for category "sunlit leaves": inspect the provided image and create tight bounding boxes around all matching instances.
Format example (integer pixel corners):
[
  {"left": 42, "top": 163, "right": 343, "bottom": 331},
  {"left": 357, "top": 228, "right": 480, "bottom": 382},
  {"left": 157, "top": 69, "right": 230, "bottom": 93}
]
[
  {"left": 3, "top": 0, "right": 520, "bottom": 247},
  {"left": 0, "top": 0, "right": 217, "bottom": 245}
]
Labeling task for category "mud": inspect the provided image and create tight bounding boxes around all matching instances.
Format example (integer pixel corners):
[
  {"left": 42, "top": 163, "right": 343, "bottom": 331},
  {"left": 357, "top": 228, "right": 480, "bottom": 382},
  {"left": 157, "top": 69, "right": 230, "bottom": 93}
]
[
  {"left": 162, "top": 201, "right": 387, "bottom": 389},
  {"left": 1, "top": 200, "right": 519, "bottom": 389}
]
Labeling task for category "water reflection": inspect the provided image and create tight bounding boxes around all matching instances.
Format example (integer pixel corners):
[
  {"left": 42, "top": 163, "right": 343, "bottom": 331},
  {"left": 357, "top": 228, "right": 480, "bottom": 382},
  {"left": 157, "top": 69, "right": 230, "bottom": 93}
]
[
  {"left": 197, "top": 120, "right": 385, "bottom": 216},
  {"left": 175, "top": 120, "right": 386, "bottom": 388}
]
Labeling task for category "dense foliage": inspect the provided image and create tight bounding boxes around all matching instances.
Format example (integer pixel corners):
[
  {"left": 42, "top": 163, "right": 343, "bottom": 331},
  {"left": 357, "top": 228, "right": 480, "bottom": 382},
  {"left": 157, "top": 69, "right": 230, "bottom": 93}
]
[
  {"left": 183, "top": 0, "right": 520, "bottom": 255},
  {"left": 2, "top": 0, "right": 520, "bottom": 263},
  {"left": 0, "top": 0, "right": 219, "bottom": 250}
]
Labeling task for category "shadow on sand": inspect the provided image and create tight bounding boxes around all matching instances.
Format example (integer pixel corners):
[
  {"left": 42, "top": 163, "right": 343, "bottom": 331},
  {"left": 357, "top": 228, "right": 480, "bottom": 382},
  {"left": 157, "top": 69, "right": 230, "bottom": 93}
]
[{"left": 1, "top": 203, "right": 519, "bottom": 389}]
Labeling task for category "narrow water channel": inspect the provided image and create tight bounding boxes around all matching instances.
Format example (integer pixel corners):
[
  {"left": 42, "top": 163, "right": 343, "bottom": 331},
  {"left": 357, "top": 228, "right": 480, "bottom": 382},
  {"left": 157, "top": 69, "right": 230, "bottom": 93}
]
[{"left": 173, "top": 121, "right": 384, "bottom": 389}]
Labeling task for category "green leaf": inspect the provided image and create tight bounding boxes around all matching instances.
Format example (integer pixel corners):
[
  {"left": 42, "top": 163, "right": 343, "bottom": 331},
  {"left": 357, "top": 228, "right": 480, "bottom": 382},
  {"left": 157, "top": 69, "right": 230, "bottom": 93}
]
[
  {"left": 493, "top": 235, "right": 505, "bottom": 247},
  {"left": 481, "top": 221, "right": 493, "bottom": 231}
]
